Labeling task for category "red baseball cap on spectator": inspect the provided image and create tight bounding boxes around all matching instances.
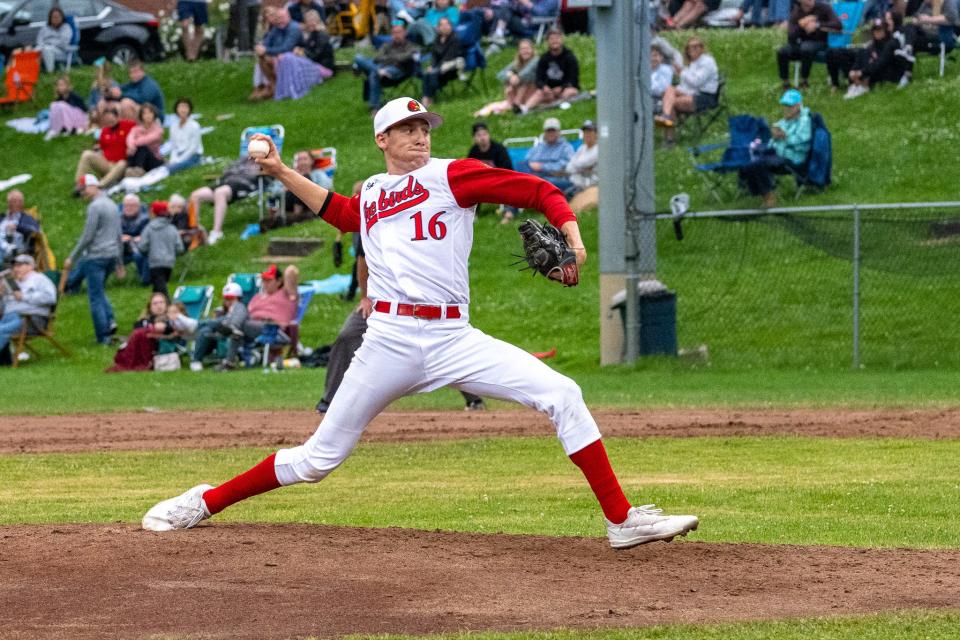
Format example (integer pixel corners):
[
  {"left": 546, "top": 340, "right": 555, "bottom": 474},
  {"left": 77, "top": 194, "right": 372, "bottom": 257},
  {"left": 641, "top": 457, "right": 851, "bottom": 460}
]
[
  {"left": 151, "top": 200, "right": 169, "bottom": 216},
  {"left": 261, "top": 264, "right": 279, "bottom": 280}
]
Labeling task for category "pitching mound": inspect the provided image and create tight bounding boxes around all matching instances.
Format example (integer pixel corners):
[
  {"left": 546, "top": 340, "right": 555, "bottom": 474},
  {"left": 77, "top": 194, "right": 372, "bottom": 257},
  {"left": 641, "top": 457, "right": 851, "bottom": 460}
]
[
  {"left": 4, "top": 523, "right": 960, "bottom": 639},
  {"left": 3, "top": 408, "right": 960, "bottom": 454}
]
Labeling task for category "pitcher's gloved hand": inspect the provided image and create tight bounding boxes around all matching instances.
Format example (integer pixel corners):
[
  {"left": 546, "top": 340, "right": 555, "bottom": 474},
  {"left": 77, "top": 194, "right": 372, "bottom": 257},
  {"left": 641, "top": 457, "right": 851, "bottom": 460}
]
[{"left": 517, "top": 219, "right": 579, "bottom": 286}]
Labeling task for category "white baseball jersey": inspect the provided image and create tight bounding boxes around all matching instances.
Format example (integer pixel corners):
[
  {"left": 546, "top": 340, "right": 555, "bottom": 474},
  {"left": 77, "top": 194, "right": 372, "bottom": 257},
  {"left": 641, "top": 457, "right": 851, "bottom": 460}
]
[{"left": 318, "top": 157, "right": 575, "bottom": 305}]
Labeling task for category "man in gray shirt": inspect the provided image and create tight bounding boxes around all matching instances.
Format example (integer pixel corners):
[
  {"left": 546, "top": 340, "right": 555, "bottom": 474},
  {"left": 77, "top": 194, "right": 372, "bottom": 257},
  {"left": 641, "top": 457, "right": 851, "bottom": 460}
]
[
  {"left": 0, "top": 254, "right": 57, "bottom": 361},
  {"left": 63, "top": 174, "right": 124, "bottom": 345}
]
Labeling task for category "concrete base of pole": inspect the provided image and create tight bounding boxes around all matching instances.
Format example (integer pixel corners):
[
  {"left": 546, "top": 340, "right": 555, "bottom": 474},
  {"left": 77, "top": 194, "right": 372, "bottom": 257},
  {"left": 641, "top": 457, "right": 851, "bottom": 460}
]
[{"left": 600, "top": 273, "right": 626, "bottom": 365}]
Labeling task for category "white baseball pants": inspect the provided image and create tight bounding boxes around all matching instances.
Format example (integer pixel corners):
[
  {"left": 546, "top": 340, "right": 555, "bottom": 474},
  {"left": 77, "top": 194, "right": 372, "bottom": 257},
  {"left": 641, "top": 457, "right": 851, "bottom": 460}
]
[{"left": 274, "top": 313, "right": 602, "bottom": 486}]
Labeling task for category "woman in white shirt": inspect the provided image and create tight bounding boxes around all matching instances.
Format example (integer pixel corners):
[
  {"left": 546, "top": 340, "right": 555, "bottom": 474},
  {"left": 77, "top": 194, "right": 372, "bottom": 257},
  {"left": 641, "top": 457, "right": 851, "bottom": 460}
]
[
  {"left": 35, "top": 7, "right": 73, "bottom": 73},
  {"left": 167, "top": 98, "right": 204, "bottom": 174},
  {"left": 654, "top": 37, "right": 720, "bottom": 138}
]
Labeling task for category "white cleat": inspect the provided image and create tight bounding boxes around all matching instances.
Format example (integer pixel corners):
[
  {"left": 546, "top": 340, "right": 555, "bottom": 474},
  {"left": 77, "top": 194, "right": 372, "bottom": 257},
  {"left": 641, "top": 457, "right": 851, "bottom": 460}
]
[
  {"left": 142, "top": 484, "right": 214, "bottom": 532},
  {"left": 606, "top": 504, "right": 699, "bottom": 549}
]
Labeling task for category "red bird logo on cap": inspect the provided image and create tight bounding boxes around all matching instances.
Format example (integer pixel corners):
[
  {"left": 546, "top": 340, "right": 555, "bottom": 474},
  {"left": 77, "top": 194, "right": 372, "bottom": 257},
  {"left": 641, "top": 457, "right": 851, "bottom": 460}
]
[{"left": 407, "top": 100, "right": 421, "bottom": 112}]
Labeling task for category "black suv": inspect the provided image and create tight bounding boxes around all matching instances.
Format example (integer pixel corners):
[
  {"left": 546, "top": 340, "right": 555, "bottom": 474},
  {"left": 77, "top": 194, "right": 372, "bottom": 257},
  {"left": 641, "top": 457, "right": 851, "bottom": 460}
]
[{"left": 0, "top": 0, "right": 162, "bottom": 65}]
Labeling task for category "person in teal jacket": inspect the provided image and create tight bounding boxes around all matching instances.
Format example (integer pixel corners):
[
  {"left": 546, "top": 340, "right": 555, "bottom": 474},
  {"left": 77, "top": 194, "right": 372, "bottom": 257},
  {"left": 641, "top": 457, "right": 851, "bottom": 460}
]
[{"left": 740, "top": 89, "right": 812, "bottom": 207}]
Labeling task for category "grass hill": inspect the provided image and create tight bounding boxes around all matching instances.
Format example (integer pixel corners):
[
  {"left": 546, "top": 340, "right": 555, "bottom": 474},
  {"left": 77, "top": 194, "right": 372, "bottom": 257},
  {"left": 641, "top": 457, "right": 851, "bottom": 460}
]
[{"left": 1, "top": 30, "right": 958, "bottom": 413}]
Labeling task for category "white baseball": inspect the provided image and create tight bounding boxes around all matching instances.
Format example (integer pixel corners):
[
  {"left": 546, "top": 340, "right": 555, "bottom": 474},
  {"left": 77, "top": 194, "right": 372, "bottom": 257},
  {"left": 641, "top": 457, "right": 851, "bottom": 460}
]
[{"left": 247, "top": 138, "right": 270, "bottom": 159}]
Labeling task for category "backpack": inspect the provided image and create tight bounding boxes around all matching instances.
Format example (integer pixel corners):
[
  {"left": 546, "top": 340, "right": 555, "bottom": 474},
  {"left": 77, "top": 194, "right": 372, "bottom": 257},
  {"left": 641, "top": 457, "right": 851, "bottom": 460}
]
[{"left": 804, "top": 113, "right": 832, "bottom": 188}]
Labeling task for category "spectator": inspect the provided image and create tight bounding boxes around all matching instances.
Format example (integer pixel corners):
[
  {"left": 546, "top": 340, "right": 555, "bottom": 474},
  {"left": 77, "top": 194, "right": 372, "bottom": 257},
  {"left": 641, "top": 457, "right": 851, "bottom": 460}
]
[
  {"left": 0, "top": 190, "right": 40, "bottom": 265},
  {"left": 481, "top": 0, "right": 531, "bottom": 47},
  {"left": 119, "top": 60, "right": 166, "bottom": 121},
  {"left": 733, "top": 0, "right": 791, "bottom": 27},
  {"left": 188, "top": 157, "right": 263, "bottom": 245},
  {"left": 390, "top": 0, "right": 429, "bottom": 24},
  {"left": 35, "top": 7, "right": 73, "bottom": 73},
  {"left": 410, "top": 0, "right": 461, "bottom": 44},
  {"left": 521, "top": 117, "right": 574, "bottom": 194},
  {"left": 63, "top": 175, "right": 124, "bottom": 345},
  {"left": 0, "top": 255, "right": 57, "bottom": 363},
  {"left": 565, "top": 119, "right": 599, "bottom": 207},
  {"left": 274, "top": 10, "right": 335, "bottom": 101},
  {"left": 166, "top": 300, "right": 198, "bottom": 340},
  {"left": 190, "top": 282, "right": 249, "bottom": 371},
  {"left": 120, "top": 193, "right": 150, "bottom": 285},
  {"left": 288, "top": 0, "right": 327, "bottom": 22},
  {"left": 353, "top": 23, "right": 420, "bottom": 113},
  {"left": 520, "top": 29, "right": 580, "bottom": 114},
  {"left": 45, "top": 76, "right": 89, "bottom": 141},
  {"left": 73, "top": 106, "right": 136, "bottom": 192},
  {"left": 167, "top": 97, "right": 204, "bottom": 174},
  {"left": 178, "top": 0, "right": 210, "bottom": 61},
  {"left": 668, "top": 0, "right": 722, "bottom": 30},
  {"left": 654, "top": 37, "right": 719, "bottom": 145},
  {"left": 220, "top": 264, "right": 299, "bottom": 371},
  {"left": 271, "top": 150, "right": 334, "bottom": 226},
  {"left": 650, "top": 47, "right": 674, "bottom": 114},
  {"left": 137, "top": 201, "right": 185, "bottom": 297},
  {"left": 828, "top": 18, "right": 902, "bottom": 98},
  {"left": 421, "top": 17, "right": 465, "bottom": 107},
  {"left": 738, "top": 89, "right": 813, "bottom": 208},
  {"left": 86, "top": 61, "right": 121, "bottom": 131},
  {"left": 474, "top": 38, "right": 538, "bottom": 117},
  {"left": 168, "top": 193, "right": 206, "bottom": 250},
  {"left": 125, "top": 103, "right": 165, "bottom": 177},
  {"left": 776, "top": 0, "right": 841, "bottom": 90},
  {"left": 250, "top": 7, "right": 302, "bottom": 101},
  {"left": 467, "top": 122, "right": 516, "bottom": 223},
  {"left": 107, "top": 291, "right": 171, "bottom": 372},
  {"left": 900, "top": 0, "right": 960, "bottom": 87}
]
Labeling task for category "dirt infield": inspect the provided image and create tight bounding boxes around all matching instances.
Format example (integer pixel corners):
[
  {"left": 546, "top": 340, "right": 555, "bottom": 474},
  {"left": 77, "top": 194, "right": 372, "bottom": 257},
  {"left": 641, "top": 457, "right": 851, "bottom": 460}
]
[
  {"left": 3, "top": 407, "right": 960, "bottom": 454},
  {"left": 3, "top": 523, "right": 959, "bottom": 640}
]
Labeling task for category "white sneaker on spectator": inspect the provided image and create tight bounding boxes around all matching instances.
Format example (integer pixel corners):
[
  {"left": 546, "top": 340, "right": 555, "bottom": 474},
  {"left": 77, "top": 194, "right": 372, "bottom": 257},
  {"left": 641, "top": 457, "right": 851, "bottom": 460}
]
[
  {"left": 207, "top": 230, "right": 224, "bottom": 245},
  {"left": 189, "top": 361, "right": 203, "bottom": 372},
  {"left": 43, "top": 129, "right": 58, "bottom": 141},
  {"left": 897, "top": 74, "right": 911, "bottom": 89},
  {"left": 843, "top": 84, "right": 869, "bottom": 100}
]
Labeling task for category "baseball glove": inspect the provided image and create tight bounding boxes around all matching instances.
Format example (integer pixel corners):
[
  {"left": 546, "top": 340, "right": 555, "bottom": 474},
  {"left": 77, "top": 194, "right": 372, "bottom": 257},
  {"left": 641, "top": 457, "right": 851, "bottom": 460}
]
[{"left": 517, "top": 219, "right": 579, "bottom": 287}]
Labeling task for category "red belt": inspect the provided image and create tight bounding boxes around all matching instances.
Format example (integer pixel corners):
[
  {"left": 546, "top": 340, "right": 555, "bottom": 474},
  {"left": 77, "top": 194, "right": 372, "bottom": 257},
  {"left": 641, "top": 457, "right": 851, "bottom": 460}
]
[{"left": 374, "top": 300, "right": 462, "bottom": 320}]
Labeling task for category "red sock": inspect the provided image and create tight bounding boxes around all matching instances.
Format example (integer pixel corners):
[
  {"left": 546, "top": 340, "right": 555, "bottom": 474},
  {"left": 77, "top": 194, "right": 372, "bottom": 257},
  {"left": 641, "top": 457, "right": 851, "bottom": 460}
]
[
  {"left": 569, "top": 440, "right": 631, "bottom": 524},
  {"left": 202, "top": 453, "right": 281, "bottom": 515}
]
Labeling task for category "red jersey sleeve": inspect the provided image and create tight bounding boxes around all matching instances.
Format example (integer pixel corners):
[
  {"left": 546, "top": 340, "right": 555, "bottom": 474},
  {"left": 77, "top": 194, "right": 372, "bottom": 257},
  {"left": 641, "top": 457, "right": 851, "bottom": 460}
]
[
  {"left": 317, "top": 191, "right": 361, "bottom": 233},
  {"left": 447, "top": 158, "right": 576, "bottom": 228}
]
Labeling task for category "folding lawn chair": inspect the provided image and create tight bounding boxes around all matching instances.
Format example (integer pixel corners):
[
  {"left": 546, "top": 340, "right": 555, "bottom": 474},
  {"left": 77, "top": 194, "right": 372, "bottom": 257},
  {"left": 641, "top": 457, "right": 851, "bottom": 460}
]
[
  {"left": 689, "top": 114, "right": 771, "bottom": 203},
  {"left": 676, "top": 75, "right": 728, "bottom": 144},
  {"left": 173, "top": 285, "right": 215, "bottom": 321},
  {"left": 11, "top": 293, "right": 70, "bottom": 368},
  {"left": 240, "top": 125, "right": 285, "bottom": 222},
  {"left": 786, "top": 112, "right": 832, "bottom": 199},
  {"left": 0, "top": 50, "right": 41, "bottom": 110}
]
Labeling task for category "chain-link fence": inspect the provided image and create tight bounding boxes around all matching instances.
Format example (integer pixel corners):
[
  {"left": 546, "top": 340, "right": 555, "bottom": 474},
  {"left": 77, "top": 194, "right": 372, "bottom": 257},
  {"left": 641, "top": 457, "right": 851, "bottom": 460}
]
[{"left": 652, "top": 202, "right": 960, "bottom": 369}]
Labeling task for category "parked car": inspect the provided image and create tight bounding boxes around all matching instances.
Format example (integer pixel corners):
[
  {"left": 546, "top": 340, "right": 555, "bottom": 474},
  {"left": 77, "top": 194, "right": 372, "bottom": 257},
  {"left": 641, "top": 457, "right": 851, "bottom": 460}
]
[{"left": 0, "top": 0, "right": 162, "bottom": 66}]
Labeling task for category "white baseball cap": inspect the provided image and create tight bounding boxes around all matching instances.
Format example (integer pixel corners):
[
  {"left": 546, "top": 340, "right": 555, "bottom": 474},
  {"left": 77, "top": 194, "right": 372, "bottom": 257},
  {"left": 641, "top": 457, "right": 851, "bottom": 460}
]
[
  {"left": 542, "top": 117, "right": 561, "bottom": 131},
  {"left": 373, "top": 97, "right": 443, "bottom": 136},
  {"left": 78, "top": 173, "right": 100, "bottom": 188},
  {"left": 222, "top": 282, "right": 243, "bottom": 299}
]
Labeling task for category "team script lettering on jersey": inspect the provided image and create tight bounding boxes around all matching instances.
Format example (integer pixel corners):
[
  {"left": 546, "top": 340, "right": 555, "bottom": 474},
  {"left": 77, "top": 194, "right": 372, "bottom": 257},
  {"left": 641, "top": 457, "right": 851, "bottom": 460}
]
[{"left": 364, "top": 176, "right": 430, "bottom": 231}]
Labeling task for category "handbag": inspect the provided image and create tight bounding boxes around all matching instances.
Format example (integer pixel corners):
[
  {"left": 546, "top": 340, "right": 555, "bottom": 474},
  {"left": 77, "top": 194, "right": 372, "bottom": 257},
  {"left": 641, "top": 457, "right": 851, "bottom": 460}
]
[{"left": 152, "top": 352, "right": 181, "bottom": 372}]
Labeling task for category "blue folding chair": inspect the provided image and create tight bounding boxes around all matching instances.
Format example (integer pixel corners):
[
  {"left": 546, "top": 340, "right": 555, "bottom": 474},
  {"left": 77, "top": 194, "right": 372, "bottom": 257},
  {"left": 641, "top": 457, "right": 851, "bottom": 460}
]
[
  {"left": 786, "top": 112, "right": 832, "bottom": 198},
  {"left": 690, "top": 115, "right": 771, "bottom": 203},
  {"left": 173, "top": 285, "right": 214, "bottom": 321},
  {"left": 64, "top": 15, "right": 81, "bottom": 71}
]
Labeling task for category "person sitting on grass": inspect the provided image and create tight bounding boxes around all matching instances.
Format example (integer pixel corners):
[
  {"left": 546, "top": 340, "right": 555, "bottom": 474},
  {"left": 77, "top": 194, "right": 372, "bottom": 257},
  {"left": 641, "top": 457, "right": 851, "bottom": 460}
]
[
  {"left": 250, "top": 7, "right": 302, "bottom": 101},
  {"left": 190, "top": 282, "right": 249, "bottom": 372},
  {"left": 519, "top": 29, "right": 580, "bottom": 114},
  {"left": 46, "top": 76, "right": 89, "bottom": 141},
  {"left": 73, "top": 106, "right": 136, "bottom": 193},
  {"left": 136, "top": 201, "right": 185, "bottom": 298},
  {"left": 474, "top": 38, "right": 539, "bottom": 117},
  {"left": 738, "top": 89, "right": 813, "bottom": 209},
  {"left": 828, "top": 18, "right": 903, "bottom": 99},
  {"left": 125, "top": 103, "right": 165, "bottom": 178},
  {"left": 119, "top": 60, "right": 166, "bottom": 121},
  {"left": 107, "top": 291, "right": 172, "bottom": 372},
  {"left": 167, "top": 97, "right": 204, "bottom": 174},
  {"left": 654, "top": 37, "right": 719, "bottom": 146},
  {"left": 168, "top": 193, "right": 206, "bottom": 250},
  {"left": 274, "top": 9, "right": 335, "bottom": 101}
]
